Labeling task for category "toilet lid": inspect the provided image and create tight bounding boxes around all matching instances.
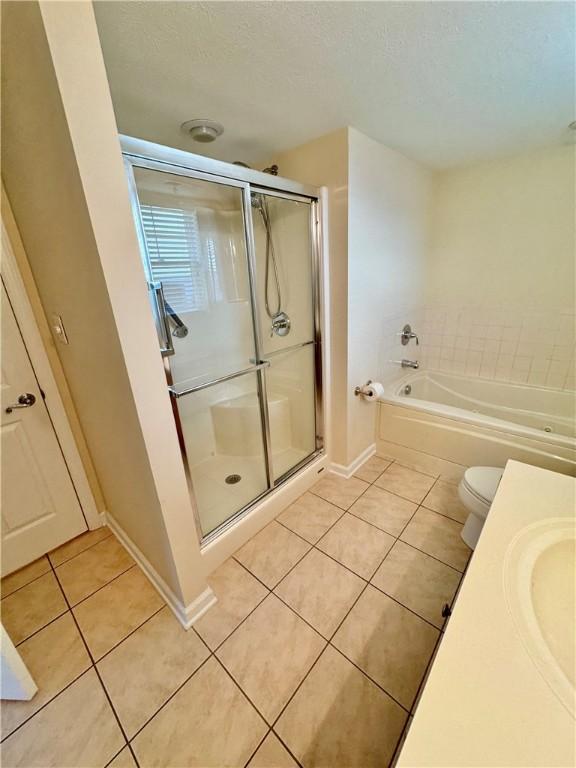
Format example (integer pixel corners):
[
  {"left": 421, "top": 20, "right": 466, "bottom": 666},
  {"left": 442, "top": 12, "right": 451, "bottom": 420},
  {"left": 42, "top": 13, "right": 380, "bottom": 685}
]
[{"left": 463, "top": 467, "right": 504, "bottom": 504}]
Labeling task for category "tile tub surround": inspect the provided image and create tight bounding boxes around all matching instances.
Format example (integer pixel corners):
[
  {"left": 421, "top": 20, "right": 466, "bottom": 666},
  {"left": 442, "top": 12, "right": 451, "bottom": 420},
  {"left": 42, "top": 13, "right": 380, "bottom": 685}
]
[
  {"left": 1, "top": 458, "right": 469, "bottom": 767},
  {"left": 412, "top": 305, "right": 576, "bottom": 391}
]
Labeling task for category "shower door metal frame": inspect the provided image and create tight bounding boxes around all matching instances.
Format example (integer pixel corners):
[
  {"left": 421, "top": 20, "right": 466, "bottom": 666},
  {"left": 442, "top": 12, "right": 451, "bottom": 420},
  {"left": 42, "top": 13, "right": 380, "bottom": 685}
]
[{"left": 121, "top": 137, "right": 324, "bottom": 546}]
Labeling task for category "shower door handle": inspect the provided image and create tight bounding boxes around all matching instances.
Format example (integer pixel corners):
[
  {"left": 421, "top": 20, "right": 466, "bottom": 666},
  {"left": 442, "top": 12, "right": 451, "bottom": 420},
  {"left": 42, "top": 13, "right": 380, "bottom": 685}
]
[{"left": 151, "top": 282, "right": 175, "bottom": 357}]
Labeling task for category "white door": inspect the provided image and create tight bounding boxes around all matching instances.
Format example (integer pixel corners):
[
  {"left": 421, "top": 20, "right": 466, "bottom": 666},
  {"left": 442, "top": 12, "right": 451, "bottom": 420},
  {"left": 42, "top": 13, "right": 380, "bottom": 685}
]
[{"left": 1, "top": 282, "right": 87, "bottom": 576}]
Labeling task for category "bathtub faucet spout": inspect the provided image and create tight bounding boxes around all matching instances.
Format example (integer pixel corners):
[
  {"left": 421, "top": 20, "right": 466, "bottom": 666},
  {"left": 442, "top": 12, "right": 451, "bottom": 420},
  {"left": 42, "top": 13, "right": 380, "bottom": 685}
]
[{"left": 399, "top": 359, "right": 419, "bottom": 369}]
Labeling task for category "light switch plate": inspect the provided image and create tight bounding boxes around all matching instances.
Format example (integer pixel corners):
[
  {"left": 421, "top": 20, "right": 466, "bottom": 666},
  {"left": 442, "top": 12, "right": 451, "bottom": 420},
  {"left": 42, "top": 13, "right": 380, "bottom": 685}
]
[{"left": 51, "top": 313, "right": 69, "bottom": 345}]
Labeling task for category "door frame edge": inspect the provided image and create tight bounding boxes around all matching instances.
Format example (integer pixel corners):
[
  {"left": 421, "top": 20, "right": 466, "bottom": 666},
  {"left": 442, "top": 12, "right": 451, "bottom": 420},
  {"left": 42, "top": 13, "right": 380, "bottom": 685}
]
[{"left": 1, "top": 204, "right": 102, "bottom": 530}]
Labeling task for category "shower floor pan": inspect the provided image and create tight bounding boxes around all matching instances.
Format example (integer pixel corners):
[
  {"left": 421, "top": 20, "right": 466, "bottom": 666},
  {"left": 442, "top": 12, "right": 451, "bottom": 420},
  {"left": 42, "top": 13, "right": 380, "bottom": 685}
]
[{"left": 190, "top": 447, "right": 309, "bottom": 537}]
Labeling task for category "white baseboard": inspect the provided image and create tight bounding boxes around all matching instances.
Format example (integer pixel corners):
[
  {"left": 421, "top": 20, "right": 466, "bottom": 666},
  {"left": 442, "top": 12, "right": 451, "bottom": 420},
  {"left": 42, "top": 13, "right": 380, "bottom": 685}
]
[
  {"left": 88, "top": 511, "right": 107, "bottom": 531},
  {"left": 105, "top": 513, "right": 216, "bottom": 630},
  {"left": 330, "top": 443, "right": 376, "bottom": 479}
]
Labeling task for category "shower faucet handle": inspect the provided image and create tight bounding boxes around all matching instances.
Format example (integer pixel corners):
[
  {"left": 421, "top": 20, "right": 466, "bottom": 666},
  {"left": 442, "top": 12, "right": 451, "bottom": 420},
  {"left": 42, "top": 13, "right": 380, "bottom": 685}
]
[
  {"left": 270, "top": 312, "right": 291, "bottom": 337},
  {"left": 399, "top": 324, "right": 419, "bottom": 345}
]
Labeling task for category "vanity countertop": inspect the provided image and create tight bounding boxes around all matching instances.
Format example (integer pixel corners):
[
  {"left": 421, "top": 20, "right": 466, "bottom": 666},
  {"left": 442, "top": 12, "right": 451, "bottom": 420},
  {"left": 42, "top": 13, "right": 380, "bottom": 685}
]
[{"left": 397, "top": 460, "right": 575, "bottom": 768}]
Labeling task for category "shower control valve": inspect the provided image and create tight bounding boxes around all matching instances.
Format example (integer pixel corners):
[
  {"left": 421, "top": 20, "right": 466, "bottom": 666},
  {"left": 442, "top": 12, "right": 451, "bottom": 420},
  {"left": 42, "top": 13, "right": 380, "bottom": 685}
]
[
  {"left": 270, "top": 312, "right": 291, "bottom": 337},
  {"left": 399, "top": 324, "right": 419, "bottom": 346}
]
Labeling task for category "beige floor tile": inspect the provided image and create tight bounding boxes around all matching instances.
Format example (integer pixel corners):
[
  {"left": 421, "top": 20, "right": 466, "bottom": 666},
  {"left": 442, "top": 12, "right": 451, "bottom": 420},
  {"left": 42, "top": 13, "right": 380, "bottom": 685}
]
[
  {"left": 276, "top": 645, "right": 406, "bottom": 768},
  {"left": 217, "top": 594, "right": 324, "bottom": 723},
  {"left": 1, "top": 669, "right": 124, "bottom": 768},
  {"left": 55, "top": 535, "right": 134, "bottom": 606},
  {"left": 400, "top": 507, "right": 471, "bottom": 571},
  {"left": 333, "top": 586, "right": 438, "bottom": 709},
  {"left": 194, "top": 558, "right": 268, "bottom": 650},
  {"left": 98, "top": 606, "right": 209, "bottom": 737},
  {"left": 1, "top": 614, "right": 91, "bottom": 739},
  {"left": 1, "top": 572, "right": 67, "bottom": 645},
  {"left": 371, "top": 540, "right": 461, "bottom": 628},
  {"left": 316, "top": 513, "right": 395, "bottom": 580},
  {"left": 49, "top": 526, "right": 111, "bottom": 567},
  {"left": 374, "top": 463, "right": 436, "bottom": 503},
  {"left": 248, "top": 732, "right": 298, "bottom": 767},
  {"left": 1, "top": 557, "right": 51, "bottom": 598},
  {"left": 349, "top": 486, "right": 417, "bottom": 537},
  {"left": 274, "top": 549, "right": 364, "bottom": 639},
  {"left": 354, "top": 455, "right": 393, "bottom": 483},
  {"left": 73, "top": 566, "right": 164, "bottom": 659},
  {"left": 132, "top": 656, "right": 267, "bottom": 767},
  {"left": 311, "top": 473, "right": 369, "bottom": 510},
  {"left": 277, "top": 492, "right": 343, "bottom": 544},
  {"left": 423, "top": 479, "right": 469, "bottom": 523},
  {"left": 107, "top": 747, "right": 137, "bottom": 768},
  {"left": 234, "top": 522, "right": 310, "bottom": 588}
]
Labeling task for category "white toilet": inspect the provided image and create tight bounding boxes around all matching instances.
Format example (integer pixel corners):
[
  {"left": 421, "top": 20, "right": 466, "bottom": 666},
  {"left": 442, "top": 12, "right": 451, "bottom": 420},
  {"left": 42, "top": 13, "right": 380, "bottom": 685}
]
[{"left": 458, "top": 466, "right": 504, "bottom": 549}]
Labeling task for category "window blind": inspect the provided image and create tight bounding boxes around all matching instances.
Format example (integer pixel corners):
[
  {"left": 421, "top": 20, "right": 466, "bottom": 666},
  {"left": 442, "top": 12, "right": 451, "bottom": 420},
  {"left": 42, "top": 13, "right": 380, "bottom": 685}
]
[{"left": 140, "top": 204, "right": 208, "bottom": 313}]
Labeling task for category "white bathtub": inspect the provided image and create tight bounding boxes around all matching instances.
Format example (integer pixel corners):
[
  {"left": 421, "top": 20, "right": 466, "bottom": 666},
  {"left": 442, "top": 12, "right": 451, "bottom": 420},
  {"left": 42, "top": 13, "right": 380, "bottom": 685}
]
[{"left": 377, "top": 371, "right": 576, "bottom": 477}]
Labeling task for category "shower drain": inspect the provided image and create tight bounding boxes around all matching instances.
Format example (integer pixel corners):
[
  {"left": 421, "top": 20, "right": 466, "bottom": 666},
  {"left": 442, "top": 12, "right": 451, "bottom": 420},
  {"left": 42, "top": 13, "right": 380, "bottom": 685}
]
[{"left": 225, "top": 474, "right": 242, "bottom": 485}]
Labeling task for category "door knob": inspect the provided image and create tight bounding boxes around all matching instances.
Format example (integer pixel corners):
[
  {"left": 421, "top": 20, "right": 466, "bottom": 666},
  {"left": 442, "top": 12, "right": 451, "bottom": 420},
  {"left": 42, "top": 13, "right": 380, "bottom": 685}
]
[{"left": 5, "top": 393, "right": 36, "bottom": 414}]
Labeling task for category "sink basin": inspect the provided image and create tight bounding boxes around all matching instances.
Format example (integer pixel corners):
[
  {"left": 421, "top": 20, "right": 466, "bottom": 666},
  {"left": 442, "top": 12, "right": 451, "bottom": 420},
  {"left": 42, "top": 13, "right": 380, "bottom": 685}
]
[{"left": 504, "top": 518, "right": 575, "bottom": 718}]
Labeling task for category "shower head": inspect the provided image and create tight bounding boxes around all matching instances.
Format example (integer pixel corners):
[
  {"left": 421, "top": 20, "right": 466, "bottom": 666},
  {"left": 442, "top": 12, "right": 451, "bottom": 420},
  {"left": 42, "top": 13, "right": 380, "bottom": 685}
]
[{"left": 250, "top": 191, "right": 264, "bottom": 210}]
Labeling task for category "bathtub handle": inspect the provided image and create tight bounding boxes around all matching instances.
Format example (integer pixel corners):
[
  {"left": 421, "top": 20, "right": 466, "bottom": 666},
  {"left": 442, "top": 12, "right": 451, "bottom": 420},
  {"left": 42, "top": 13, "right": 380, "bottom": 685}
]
[{"left": 399, "top": 324, "right": 419, "bottom": 346}]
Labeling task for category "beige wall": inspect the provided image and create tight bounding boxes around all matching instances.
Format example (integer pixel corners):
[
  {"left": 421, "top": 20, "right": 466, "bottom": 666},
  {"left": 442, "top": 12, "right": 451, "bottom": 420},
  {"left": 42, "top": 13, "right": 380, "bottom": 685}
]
[
  {"left": 417, "top": 145, "right": 576, "bottom": 389},
  {"left": 1, "top": 1, "right": 207, "bottom": 607},
  {"left": 274, "top": 128, "right": 431, "bottom": 467},
  {"left": 273, "top": 128, "right": 350, "bottom": 465},
  {"left": 427, "top": 145, "right": 575, "bottom": 310},
  {"left": 347, "top": 128, "right": 431, "bottom": 462}
]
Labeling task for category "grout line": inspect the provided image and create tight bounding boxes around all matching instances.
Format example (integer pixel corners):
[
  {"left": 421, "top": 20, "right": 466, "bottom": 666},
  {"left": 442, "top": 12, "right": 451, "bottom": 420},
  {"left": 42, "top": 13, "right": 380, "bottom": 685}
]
[
  {"left": 390, "top": 556, "right": 470, "bottom": 765},
  {"left": 231, "top": 561, "right": 328, "bottom": 642},
  {"left": 395, "top": 535, "right": 465, "bottom": 574},
  {"left": 45, "top": 558, "right": 140, "bottom": 768},
  {"left": 48, "top": 528, "right": 113, "bottom": 569},
  {"left": 419, "top": 502, "right": 468, "bottom": 527},
  {"left": 126, "top": 652, "right": 215, "bottom": 744},
  {"left": 94, "top": 604, "right": 167, "bottom": 664},
  {"left": 1, "top": 527, "right": 113, "bottom": 602},
  {"left": 0, "top": 664, "right": 92, "bottom": 744},
  {"left": 344, "top": 506, "right": 410, "bottom": 538},
  {"left": 105, "top": 745, "right": 132, "bottom": 768},
  {"left": 0, "top": 566, "right": 53, "bottom": 601},
  {"left": 271, "top": 728, "right": 305, "bottom": 768},
  {"left": 14, "top": 606, "right": 70, "bottom": 648},
  {"left": 328, "top": 643, "right": 410, "bottom": 715},
  {"left": 367, "top": 580, "right": 445, "bottom": 632},
  {"left": 242, "top": 728, "right": 272, "bottom": 768},
  {"left": 55, "top": 562, "right": 138, "bottom": 611},
  {"left": 267, "top": 640, "right": 329, "bottom": 730},
  {"left": 210, "top": 653, "right": 306, "bottom": 768},
  {"left": 211, "top": 588, "right": 271, "bottom": 654}
]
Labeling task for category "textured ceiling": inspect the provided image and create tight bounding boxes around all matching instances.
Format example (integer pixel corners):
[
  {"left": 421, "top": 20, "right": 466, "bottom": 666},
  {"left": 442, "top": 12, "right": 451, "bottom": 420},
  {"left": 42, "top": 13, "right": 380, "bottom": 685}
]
[{"left": 94, "top": 1, "right": 575, "bottom": 169}]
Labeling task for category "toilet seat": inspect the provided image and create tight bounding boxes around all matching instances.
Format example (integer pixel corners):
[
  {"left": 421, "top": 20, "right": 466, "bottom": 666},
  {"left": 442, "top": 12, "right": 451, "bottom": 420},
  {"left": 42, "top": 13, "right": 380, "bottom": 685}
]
[
  {"left": 458, "top": 466, "right": 504, "bottom": 522},
  {"left": 462, "top": 466, "right": 503, "bottom": 504}
]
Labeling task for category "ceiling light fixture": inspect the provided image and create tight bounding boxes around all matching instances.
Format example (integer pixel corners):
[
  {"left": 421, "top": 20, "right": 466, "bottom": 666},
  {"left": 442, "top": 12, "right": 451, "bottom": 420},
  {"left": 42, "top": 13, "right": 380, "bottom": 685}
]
[{"left": 181, "top": 119, "right": 224, "bottom": 143}]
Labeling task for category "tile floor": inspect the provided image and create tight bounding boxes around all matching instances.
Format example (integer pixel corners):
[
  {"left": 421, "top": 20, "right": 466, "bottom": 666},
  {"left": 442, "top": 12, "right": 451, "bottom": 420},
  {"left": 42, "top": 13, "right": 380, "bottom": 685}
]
[{"left": 0, "top": 455, "right": 471, "bottom": 767}]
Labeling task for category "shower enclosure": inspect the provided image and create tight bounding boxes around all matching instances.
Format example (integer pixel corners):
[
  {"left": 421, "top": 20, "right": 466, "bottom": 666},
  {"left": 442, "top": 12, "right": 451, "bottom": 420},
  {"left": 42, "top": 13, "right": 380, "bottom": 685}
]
[{"left": 122, "top": 137, "right": 323, "bottom": 543}]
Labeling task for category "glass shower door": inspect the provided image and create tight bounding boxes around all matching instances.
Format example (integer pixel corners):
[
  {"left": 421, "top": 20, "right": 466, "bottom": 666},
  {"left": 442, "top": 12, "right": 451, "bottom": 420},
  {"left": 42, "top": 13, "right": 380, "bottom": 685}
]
[
  {"left": 129, "top": 164, "right": 270, "bottom": 537},
  {"left": 250, "top": 191, "right": 319, "bottom": 481}
]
